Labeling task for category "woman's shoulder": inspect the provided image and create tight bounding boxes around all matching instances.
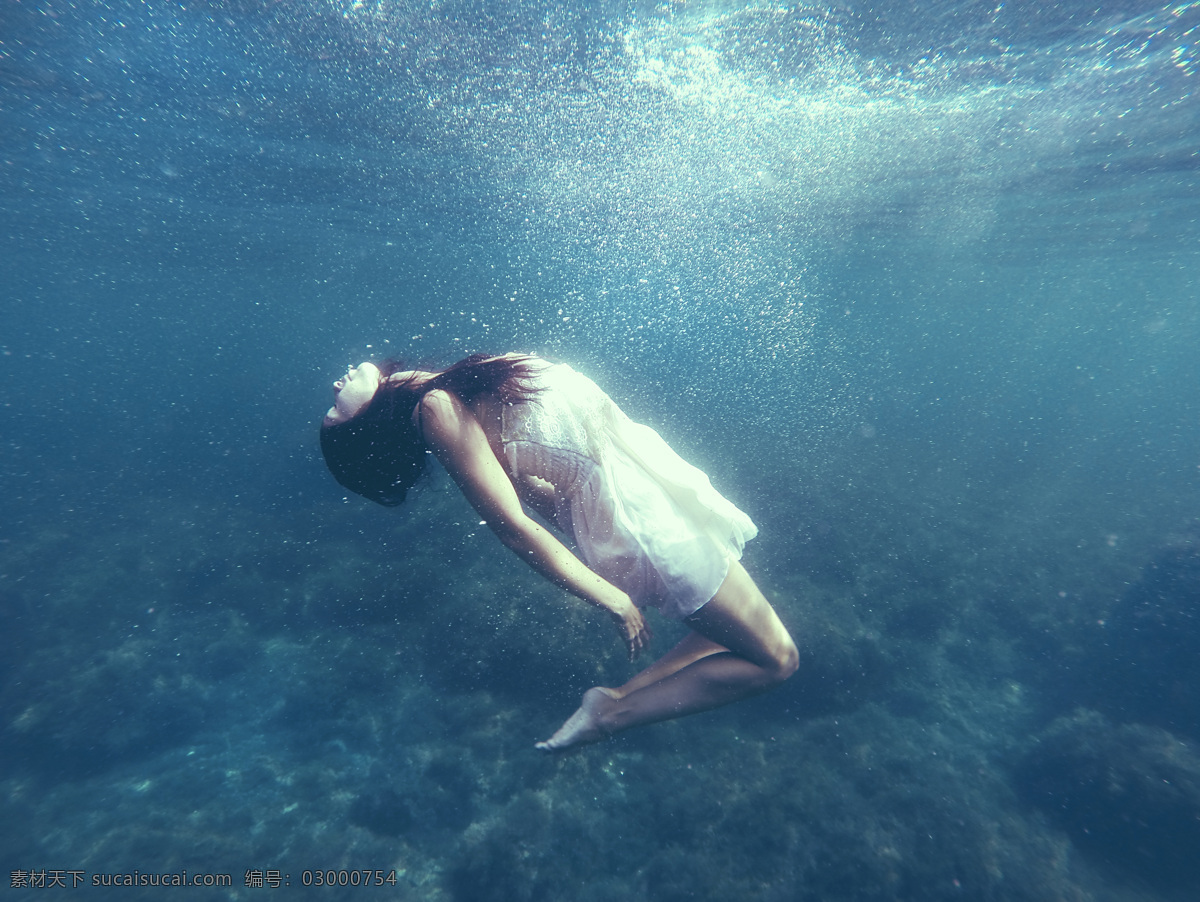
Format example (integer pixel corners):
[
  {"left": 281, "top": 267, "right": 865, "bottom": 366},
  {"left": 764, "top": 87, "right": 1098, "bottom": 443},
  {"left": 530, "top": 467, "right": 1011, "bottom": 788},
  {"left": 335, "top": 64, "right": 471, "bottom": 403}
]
[{"left": 414, "top": 387, "right": 480, "bottom": 440}]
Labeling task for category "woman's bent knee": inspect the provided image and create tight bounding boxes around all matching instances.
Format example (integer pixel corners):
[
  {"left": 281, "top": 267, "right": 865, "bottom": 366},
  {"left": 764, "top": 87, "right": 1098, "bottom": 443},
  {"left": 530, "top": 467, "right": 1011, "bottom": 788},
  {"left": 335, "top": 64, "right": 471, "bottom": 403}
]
[
  {"left": 692, "top": 561, "right": 799, "bottom": 684},
  {"left": 770, "top": 635, "right": 800, "bottom": 683}
]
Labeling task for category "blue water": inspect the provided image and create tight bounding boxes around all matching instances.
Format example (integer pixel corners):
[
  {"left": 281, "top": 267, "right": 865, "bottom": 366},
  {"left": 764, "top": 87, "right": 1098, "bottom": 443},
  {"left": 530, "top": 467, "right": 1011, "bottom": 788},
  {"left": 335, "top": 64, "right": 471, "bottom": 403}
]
[{"left": 3, "top": 0, "right": 1200, "bottom": 898}]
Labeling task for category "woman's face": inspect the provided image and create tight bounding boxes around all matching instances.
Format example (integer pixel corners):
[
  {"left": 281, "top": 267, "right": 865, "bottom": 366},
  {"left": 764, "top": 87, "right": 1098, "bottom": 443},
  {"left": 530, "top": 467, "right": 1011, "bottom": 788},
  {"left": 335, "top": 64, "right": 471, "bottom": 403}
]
[{"left": 324, "top": 361, "right": 381, "bottom": 426}]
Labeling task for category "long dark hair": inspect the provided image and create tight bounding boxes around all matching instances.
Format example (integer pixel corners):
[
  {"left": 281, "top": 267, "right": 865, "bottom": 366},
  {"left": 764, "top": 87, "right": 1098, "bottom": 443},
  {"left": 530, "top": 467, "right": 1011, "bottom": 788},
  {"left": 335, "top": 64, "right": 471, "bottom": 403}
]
[{"left": 319, "top": 353, "right": 542, "bottom": 506}]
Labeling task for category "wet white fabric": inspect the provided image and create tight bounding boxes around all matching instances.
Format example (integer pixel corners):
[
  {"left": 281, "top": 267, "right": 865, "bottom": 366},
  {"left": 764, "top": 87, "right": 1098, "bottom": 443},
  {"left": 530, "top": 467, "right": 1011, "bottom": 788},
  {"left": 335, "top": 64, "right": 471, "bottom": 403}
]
[{"left": 501, "top": 361, "right": 757, "bottom": 620}]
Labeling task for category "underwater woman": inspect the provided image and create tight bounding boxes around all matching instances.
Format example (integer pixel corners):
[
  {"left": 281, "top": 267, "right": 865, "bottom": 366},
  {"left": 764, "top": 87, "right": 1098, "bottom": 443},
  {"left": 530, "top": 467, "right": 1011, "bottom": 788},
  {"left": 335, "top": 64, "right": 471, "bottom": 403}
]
[{"left": 319, "top": 352, "right": 798, "bottom": 750}]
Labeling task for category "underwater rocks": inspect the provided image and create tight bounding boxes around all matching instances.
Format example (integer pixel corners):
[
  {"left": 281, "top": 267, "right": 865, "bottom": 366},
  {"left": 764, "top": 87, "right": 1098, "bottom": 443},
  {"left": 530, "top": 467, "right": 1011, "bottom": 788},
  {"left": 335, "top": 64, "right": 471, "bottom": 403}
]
[
  {"left": 348, "top": 755, "right": 477, "bottom": 838},
  {"left": 5, "top": 638, "right": 209, "bottom": 776},
  {"left": 1012, "top": 528, "right": 1200, "bottom": 889},
  {"left": 1015, "top": 708, "right": 1200, "bottom": 890},
  {"left": 1091, "top": 526, "right": 1200, "bottom": 742},
  {"left": 347, "top": 787, "right": 414, "bottom": 837},
  {"left": 445, "top": 786, "right": 649, "bottom": 902},
  {"left": 791, "top": 624, "right": 888, "bottom": 718}
]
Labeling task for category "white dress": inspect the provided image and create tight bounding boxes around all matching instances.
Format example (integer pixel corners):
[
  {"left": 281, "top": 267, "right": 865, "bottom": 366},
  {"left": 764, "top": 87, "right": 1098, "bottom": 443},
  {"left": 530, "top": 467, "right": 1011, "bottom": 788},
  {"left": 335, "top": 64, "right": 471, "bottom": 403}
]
[{"left": 500, "top": 360, "right": 757, "bottom": 620}]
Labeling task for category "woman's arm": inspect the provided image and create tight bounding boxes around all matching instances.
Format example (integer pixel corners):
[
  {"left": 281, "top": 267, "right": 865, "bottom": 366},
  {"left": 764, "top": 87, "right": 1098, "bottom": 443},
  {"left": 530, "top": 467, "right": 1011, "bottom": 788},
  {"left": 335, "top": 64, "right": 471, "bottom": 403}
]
[{"left": 416, "top": 389, "right": 650, "bottom": 659}]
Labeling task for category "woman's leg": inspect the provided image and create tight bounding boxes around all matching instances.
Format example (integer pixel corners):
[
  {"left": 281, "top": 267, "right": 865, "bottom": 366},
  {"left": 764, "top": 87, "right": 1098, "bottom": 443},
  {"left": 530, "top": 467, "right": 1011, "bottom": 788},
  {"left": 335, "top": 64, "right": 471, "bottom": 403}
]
[
  {"left": 608, "top": 630, "right": 727, "bottom": 699},
  {"left": 536, "top": 561, "right": 798, "bottom": 750}
]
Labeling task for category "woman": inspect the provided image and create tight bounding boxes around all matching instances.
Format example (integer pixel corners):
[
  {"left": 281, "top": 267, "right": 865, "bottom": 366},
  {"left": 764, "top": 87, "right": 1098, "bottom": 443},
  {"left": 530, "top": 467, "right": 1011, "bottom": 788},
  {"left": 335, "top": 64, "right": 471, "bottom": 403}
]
[{"left": 320, "top": 353, "right": 798, "bottom": 750}]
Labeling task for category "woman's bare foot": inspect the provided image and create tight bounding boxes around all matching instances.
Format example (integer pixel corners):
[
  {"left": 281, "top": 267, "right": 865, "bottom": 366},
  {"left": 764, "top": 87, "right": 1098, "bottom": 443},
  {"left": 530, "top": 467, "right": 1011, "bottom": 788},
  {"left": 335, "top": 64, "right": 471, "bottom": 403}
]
[{"left": 535, "top": 687, "right": 619, "bottom": 752}]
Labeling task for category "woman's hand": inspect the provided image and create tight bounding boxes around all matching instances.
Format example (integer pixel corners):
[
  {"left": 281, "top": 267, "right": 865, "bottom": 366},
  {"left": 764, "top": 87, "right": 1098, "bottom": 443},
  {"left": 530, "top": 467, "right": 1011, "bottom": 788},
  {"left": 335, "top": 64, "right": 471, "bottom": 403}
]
[{"left": 610, "top": 595, "right": 652, "bottom": 661}]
